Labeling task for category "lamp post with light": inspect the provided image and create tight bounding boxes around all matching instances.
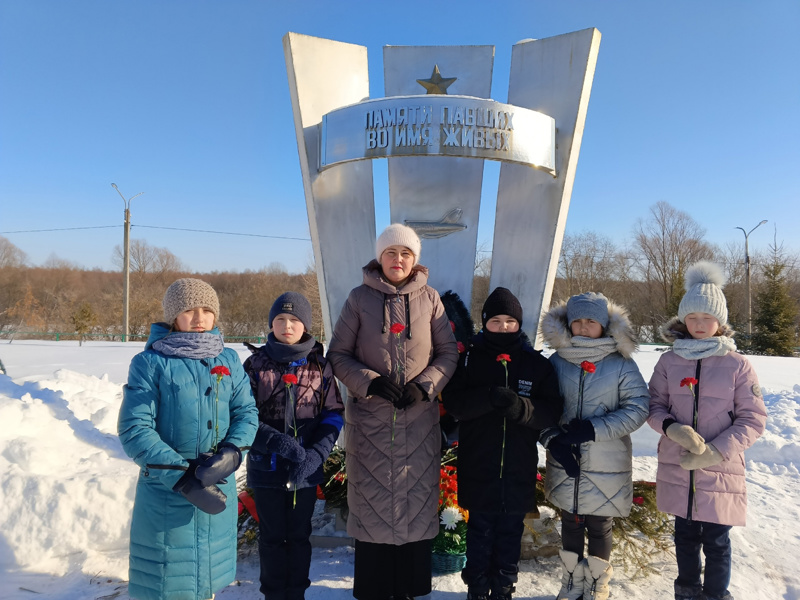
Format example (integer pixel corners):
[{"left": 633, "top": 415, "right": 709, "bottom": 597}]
[
  {"left": 735, "top": 219, "right": 767, "bottom": 336},
  {"left": 112, "top": 183, "right": 144, "bottom": 341}
]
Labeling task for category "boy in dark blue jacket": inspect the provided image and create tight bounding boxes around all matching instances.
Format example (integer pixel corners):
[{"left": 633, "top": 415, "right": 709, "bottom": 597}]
[{"left": 244, "top": 292, "right": 344, "bottom": 600}]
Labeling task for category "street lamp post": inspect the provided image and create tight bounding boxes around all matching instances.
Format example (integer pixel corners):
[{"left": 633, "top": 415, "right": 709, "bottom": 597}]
[
  {"left": 735, "top": 219, "right": 768, "bottom": 336},
  {"left": 112, "top": 183, "right": 144, "bottom": 342}
]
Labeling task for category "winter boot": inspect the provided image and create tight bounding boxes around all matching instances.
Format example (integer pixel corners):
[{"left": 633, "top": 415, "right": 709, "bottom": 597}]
[
  {"left": 583, "top": 556, "right": 613, "bottom": 600},
  {"left": 467, "top": 589, "right": 490, "bottom": 600},
  {"left": 674, "top": 582, "right": 702, "bottom": 600},
  {"left": 490, "top": 584, "right": 515, "bottom": 599},
  {"left": 556, "top": 550, "right": 585, "bottom": 600}
]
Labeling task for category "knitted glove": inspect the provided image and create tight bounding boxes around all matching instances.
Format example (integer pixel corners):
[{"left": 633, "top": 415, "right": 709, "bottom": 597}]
[
  {"left": 172, "top": 468, "right": 227, "bottom": 514},
  {"left": 265, "top": 432, "right": 306, "bottom": 463},
  {"left": 559, "top": 418, "right": 595, "bottom": 445},
  {"left": 680, "top": 444, "right": 723, "bottom": 470},
  {"left": 394, "top": 382, "right": 427, "bottom": 410},
  {"left": 666, "top": 423, "right": 707, "bottom": 455},
  {"left": 367, "top": 376, "right": 403, "bottom": 404},
  {"left": 288, "top": 449, "right": 324, "bottom": 484},
  {"left": 548, "top": 436, "right": 580, "bottom": 478},
  {"left": 195, "top": 443, "right": 242, "bottom": 487},
  {"left": 490, "top": 386, "right": 523, "bottom": 420}
]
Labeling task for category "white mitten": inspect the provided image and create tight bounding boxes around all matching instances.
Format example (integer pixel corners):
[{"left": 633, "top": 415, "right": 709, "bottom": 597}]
[
  {"left": 666, "top": 423, "right": 707, "bottom": 455},
  {"left": 680, "top": 444, "right": 723, "bottom": 470}
]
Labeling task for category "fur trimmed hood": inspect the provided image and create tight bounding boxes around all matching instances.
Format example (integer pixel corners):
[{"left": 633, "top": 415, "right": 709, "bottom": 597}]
[
  {"left": 659, "top": 315, "right": 736, "bottom": 344},
  {"left": 540, "top": 297, "right": 639, "bottom": 359}
]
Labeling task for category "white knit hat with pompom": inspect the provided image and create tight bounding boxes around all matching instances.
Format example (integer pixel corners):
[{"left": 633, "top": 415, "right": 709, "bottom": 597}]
[{"left": 678, "top": 261, "right": 728, "bottom": 325}]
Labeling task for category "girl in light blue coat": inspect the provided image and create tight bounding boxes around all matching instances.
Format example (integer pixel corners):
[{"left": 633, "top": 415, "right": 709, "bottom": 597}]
[
  {"left": 118, "top": 278, "right": 258, "bottom": 600},
  {"left": 540, "top": 292, "right": 649, "bottom": 600}
]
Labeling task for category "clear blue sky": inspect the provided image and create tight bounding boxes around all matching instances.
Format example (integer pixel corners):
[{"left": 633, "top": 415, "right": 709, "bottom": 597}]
[{"left": 1, "top": 0, "right": 798, "bottom": 274}]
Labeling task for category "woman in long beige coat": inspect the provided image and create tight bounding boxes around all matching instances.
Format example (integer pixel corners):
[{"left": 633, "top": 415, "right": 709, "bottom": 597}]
[{"left": 328, "top": 224, "right": 458, "bottom": 600}]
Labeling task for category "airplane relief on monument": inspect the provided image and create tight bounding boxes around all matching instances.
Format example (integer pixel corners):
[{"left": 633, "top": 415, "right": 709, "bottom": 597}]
[{"left": 284, "top": 30, "right": 600, "bottom": 345}]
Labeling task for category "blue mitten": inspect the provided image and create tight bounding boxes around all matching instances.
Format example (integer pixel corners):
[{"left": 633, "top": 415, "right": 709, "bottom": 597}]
[
  {"left": 195, "top": 443, "right": 242, "bottom": 487},
  {"left": 288, "top": 449, "right": 324, "bottom": 484},
  {"left": 265, "top": 433, "right": 306, "bottom": 463}
]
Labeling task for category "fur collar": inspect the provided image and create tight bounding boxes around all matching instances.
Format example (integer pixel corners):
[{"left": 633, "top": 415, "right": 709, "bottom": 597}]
[
  {"left": 540, "top": 298, "right": 639, "bottom": 359},
  {"left": 659, "top": 316, "right": 736, "bottom": 344}
]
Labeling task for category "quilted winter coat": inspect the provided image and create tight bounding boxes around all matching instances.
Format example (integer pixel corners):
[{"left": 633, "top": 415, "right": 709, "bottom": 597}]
[
  {"left": 647, "top": 318, "right": 767, "bottom": 526},
  {"left": 327, "top": 260, "right": 458, "bottom": 545},
  {"left": 540, "top": 301, "right": 649, "bottom": 517},
  {"left": 118, "top": 324, "right": 258, "bottom": 600}
]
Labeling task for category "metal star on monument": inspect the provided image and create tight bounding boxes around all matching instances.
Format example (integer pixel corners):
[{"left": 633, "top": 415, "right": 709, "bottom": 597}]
[{"left": 416, "top": 65, "right": 457, "bottom": 95}]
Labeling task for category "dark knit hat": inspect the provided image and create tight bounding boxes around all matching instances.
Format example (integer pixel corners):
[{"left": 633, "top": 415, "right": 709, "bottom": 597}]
[
  {"left": 566, "top": 292, "right": 609, "bottom": 329},
  {"left": 269, "top": 291, "right": 312, "bottom": 332},
  {"left": 481, "top": 287, "right": 523, "bottom": 328},
  {"left": 162, "top": 278, "right": 219, "bottom": 325}
]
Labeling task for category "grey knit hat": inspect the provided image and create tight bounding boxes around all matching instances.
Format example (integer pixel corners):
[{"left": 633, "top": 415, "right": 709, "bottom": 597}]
[
  {"left": 678, "top": 261, "right": 728, "bottom": 325},
  {"left": 162, "top": 278, "right": 219, "bottom": 325},
  {"left": 566, "top": 292, "right": 610, "bottom": 329},
  {"left": 375, "top": 223, "right": 421, "bottom": 265},
  {"left": 269, "top": 291, "right": 312, "bottom": 332}
]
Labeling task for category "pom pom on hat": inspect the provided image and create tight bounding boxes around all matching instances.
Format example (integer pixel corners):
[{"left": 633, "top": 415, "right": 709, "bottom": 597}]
[
  {"left": 163, "top": 278, "right": 220, "bottom": 325},
  {"left": 482, "top": 287, "right": 523, "bottom": 328},
  {"left": 566, "top": 292, "right": 610, "bottom": 329},
  {"left": 269, "top": 291, "right": 312, "bottom": 333},
  {"left": 375, "top": 223, "right": 421, "bottom": 265},
  {"left": 678, "top": 261, "right": 728, "bottom": 325}
]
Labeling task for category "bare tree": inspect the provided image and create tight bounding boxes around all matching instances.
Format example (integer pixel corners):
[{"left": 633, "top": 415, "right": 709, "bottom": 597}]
[
  {"left": 113, "top": 239, "right": 186, "bottom": 274},
  {"left": 555, "top": 231, "right": 626, "bottom": 301},
  {"left": 0, "top": 236, "right": 27, "bottom": 268},
  {"left": 632, "top": 201, "right": 715, "bottom": 330}
]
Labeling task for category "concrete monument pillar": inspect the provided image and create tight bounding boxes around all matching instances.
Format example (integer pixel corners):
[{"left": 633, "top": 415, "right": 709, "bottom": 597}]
[{"left": 284, "top": 29, "right": 600, "bottom": 344}]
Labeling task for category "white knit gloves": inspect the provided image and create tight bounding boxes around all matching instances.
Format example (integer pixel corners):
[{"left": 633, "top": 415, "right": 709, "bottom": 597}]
[
  {"left": 665, "top": 423, "right": 707, "bottom": 454},
  {"left": 680, "top": 444, "right": 723, "bottom": 470}
]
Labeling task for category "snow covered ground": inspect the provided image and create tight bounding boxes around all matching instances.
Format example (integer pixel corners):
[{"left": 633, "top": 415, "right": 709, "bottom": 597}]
[{"left": 1, "top": 340, "right": 798, "bottom": 600}]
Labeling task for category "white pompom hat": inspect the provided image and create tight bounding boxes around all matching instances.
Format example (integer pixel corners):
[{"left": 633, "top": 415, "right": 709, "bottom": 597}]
[{"left": 678, "top": 261, "right": 728, "bottom": 326}]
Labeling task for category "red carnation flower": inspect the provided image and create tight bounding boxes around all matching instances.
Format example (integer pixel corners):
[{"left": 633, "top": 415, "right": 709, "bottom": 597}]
[
  {"left": 580, "top": 361, "right": 596, "bottom": 374},
  {"left": 282, "top": 374, "right": 298, "bottom": 385},
  {"left": 389, "top": 323, "right": 405, "bottom": 335},
  {"left": 457, "top": 341, "right": 466, "bottom": 353},
  {"left": 632, "top": 496, "right": 644, "bottom": 505},
  {"left": 496, "top": 354, "right": 511, "bottom": 364},
  {"left": 680, "top": 377, "right": 698, "bottom": 390},
  {"left": 210, "top": 365, "right": 231, "bottom": 377}
]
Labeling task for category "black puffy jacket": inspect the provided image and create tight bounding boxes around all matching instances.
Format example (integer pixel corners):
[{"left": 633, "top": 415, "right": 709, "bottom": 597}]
[{"left": 442, "top": 331, "right": 562, "bottom": 514}]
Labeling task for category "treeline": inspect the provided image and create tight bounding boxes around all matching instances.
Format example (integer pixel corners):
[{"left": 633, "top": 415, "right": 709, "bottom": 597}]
[{"left": 2, "top": 202, "right": 798, "bottom": 355}]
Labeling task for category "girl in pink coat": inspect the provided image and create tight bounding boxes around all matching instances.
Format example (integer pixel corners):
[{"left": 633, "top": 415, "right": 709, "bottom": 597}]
[{"left": 648, "top": 262, "right": 766, "bottom": 600}]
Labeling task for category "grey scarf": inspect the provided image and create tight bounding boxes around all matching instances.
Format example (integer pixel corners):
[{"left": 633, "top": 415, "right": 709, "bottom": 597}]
[
  {"left": 556, "top": 335, "right": 618, "bottom": 365},
  {"left": 673, "top": 336, "right": 736, "bottom": 360},
  {"left": 152, "top": 331, "right": 225, "bottom": 359},
  {"left": 264, "top": 332, "right": 316, "bottom": 365}
]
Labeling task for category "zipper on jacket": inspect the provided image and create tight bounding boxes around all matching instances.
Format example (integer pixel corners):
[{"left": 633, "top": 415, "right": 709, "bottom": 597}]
[
  {"left": 686, "top": 360, "right": 702, "bottom": 520},
  {"left": 573, "top": 369, "right": 586, "bottom": 514}
]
